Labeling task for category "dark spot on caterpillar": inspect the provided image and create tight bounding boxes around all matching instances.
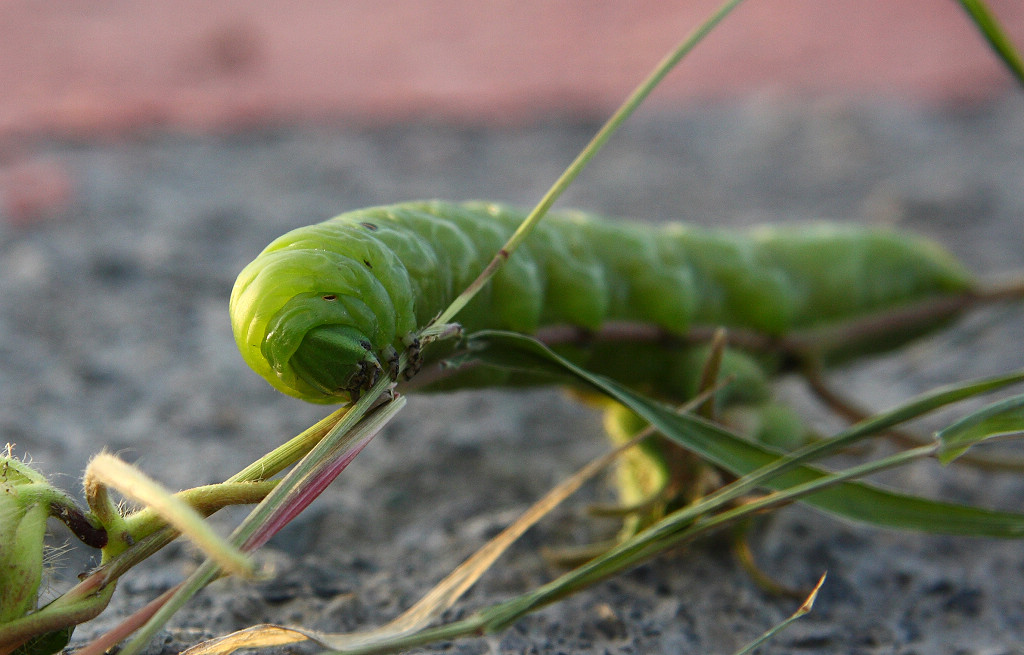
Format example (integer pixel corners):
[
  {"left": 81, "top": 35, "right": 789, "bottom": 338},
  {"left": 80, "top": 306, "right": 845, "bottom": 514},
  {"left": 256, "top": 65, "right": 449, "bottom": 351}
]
[
  {"left": 359, "top": 340, "right": 373, "bottom": 351},
  {"left": 363, "top": 259, "right": 372, "bottom": 269},
  {"left": 322, "top": 294, "right": 337, "bottom": 301},
  {"left": 360, "top": 222, "right": 378, "bottom": 231}
]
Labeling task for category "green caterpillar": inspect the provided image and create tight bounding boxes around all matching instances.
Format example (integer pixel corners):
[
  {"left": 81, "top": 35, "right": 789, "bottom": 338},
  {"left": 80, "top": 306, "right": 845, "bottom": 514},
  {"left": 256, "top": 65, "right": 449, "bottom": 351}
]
[{"left": 230, "top": 199, "right": 974, "bottom": 405}]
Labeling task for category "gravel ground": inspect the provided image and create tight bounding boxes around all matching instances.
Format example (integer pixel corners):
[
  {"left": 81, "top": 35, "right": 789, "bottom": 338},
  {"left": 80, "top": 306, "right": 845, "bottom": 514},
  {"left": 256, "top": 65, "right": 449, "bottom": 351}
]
[{"left": 3, "top": 95, "right": 1024, "bottom": 654}]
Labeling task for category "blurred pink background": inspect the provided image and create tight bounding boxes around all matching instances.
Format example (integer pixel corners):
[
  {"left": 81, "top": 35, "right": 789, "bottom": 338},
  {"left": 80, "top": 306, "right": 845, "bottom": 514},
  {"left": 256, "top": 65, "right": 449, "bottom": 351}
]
[
  {"left": 1, "top": 1, "right": 1021, "bottom": 225},
  {"left": 2, "top": 0, "right": 1022, "bottom": 139}
]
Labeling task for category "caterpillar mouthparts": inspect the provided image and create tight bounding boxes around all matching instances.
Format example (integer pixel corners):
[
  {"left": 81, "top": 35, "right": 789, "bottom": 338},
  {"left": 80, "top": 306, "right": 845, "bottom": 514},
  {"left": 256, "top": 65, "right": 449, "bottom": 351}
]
[
  {"left": 259, "top": 290, "right": 385, "bottom": 401},
  {"left": 286, "top": 325, "right": 382, "bottom": 399}
]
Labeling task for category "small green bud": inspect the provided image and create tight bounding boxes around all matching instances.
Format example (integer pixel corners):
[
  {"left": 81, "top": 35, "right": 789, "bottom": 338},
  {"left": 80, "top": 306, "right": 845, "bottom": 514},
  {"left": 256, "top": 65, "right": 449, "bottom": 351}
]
[{"left": 1, "top": 452, "right": 51, "bottom": 623}]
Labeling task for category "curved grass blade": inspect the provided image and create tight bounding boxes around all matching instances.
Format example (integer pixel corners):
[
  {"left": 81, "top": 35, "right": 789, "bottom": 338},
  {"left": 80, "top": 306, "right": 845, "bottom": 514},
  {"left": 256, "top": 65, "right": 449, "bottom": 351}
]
[
  {"left": 179, "top": 419, "right": 659, "bottom": 655},
  {"left": 94, "top": 378, "right": 398, "bottom": 655},
  {"left": 957, "top": 0, "right": 1024, "bottom": 86},
  {"left": 429, "top": 0, "right": 747, "bottom": 330},
  {"left": 83, "top": 454, "right": 254, "bottom": 578},
  {"left": 475, "top": 444, "right": 939, "bottom": 634},
  {"left": 463, "top": 329, "right": 1024, "bottom": 536},
  {"left": 308, "top": 445, "right": 935, "bottom": 654},
  {"left": 937, "top": 392, "right": 1024, "bottom": 464}
]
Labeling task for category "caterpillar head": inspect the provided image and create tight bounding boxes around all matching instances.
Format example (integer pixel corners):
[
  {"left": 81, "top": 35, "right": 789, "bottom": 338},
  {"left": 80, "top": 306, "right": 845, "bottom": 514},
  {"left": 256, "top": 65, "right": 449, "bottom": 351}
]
[
  {"left": 230, "top": 230, "right": 409, "bottom": 405},
  {"left": 260, "top": 291, "right": 386, "bottom": 402}
]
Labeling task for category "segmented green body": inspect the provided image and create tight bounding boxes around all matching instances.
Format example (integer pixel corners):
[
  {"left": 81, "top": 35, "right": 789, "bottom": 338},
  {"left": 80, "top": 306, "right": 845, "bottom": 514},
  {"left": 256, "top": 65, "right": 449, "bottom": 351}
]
[{"left": 230, "top": 200, "right": 974, "bottom": 403}]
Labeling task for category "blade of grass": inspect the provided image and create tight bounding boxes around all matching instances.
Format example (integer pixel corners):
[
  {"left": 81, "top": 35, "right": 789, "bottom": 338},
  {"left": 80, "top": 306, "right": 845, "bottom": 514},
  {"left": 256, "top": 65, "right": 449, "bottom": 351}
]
[
  {"left": 937, "top": 392, "right": 1024, "bottom": 464},
  {"left": 957, "top": 0, "right": 1024, "bottom": 86},
  {"left": 476, "top": 445, "right": 941, "bottom": 625},
  {"left": 464, "top": 330, "right": 1024, "bottom": 535},
  {"left": 429, "top": 0, "right": 747, "bottom": 329},
  {"left": 302, "top": 443, "right": 945, "bottom": 655},
  {"left": 83, "top": 454, "right": 254, "bottom": 578},
  {"left": 97, "top": 377, "right": 397, "bottom": 655},
  {"left": 620, "top": 445, "right": 943, "bottom": 577}
]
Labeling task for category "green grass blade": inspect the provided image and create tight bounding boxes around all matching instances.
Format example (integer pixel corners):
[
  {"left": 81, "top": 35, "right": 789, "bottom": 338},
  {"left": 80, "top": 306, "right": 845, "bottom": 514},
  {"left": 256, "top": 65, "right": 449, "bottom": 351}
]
[
  {"left": 109, "top": 379, "right": 397, "bottom": 655},
  {"left": 468, "top": 447, "right": 935, "bottom": 637},
  {"left": 463, "top": 330, "right": 1024, "bottom": 536},
  {"left": 430, "top": 0, "right": 747, "bottom": 329},
  {"left": 561, "top": 446, "right": 940, "bottom": 612},
  {"left": 312, "top": 439, "right": 954, "bottom": 654},
  {"left": 937, "top": 392, "right": 1024, "bottom": 464},
  {"left": 957, "top": 0, "right": 1024, "bottom": 87}
]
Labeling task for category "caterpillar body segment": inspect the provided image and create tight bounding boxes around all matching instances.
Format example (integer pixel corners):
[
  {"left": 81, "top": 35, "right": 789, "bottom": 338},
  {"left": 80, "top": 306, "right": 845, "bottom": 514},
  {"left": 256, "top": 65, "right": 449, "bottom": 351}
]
[{"left": 230, "top": 200, "right": 975, "bottom": 403}]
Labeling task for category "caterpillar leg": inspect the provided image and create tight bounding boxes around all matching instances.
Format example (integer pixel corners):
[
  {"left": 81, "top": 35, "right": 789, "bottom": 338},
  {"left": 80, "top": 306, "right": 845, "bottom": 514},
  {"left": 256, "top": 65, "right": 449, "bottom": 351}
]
[
  {"left": 541, "top": 395, "right": 680, "bottom": 567},
  {"left": 548, "top": 383, "right": 808, "bottom": 566},
  {"left": 383, "top": 345, "right": 401, "bottom": 381},
  {"left": 601, "top": 402, "right": 723, "bottom": 538},
  {"left": 346, "top": 359, "right": 385, "bottom": 403},
  {"left": 603, "top": 404, "right": 676, "bottom": 533},
  {"left": 400, "top": 323, "right": 461, "bottom": 382},
  {"left": 389, "top": 336, "right": 419, "bottom": 381},
  {"left": 546, "top": 399, "right": 731, "bottom": 566},
  {"left": 601, "top": 399, "right": 809, "bottom": 533}
]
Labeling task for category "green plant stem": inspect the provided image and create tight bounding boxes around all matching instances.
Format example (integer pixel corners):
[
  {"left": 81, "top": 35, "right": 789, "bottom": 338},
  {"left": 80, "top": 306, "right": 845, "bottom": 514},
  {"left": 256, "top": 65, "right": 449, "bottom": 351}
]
[
  {"left": 958, "top": 0, "right": 1024, "bottom": 86},
  {"left": 430, "top": 0, "right": 748, "bottom": 330},
  {"left": 123, "top": 480, "right": 279, "bottom": 541},
  {"left": 4, "top": 405, "right": 358, "bottom": 652},
  {"left": 228, "top": 406, "right": 351, "bottom": 483},
  {"left": 0, "top": 587, "right": 116, "bottom": 654},
  {"left": 318, "top": 444, "right": 940, "bottom": 655},
  {"left": 88, "top": 454, "right": 255, "bottom": 577},
  {"left": 110, "top": 378, "right": 397, "bottom": 655}
]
